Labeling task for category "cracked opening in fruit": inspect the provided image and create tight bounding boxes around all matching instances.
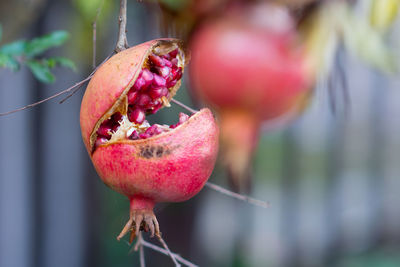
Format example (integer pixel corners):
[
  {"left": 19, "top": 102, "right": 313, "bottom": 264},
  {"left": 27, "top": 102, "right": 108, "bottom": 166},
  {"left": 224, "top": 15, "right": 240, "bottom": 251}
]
[{"left": 93, "top": 45, "right": 191, "bottom": 152}]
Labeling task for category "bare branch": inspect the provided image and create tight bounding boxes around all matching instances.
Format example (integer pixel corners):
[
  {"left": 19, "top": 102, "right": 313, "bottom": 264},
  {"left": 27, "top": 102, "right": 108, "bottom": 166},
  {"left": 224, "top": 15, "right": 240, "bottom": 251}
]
[
  {"left": 58, "top": 53, "right": 113, "bottom": 104},
  {"left": 0, "top": 52, "right": 113, "bottom": 116},
  {"left": 139, "top": 240, "right": 145, "bottom": 267},
  {"left": 171, "top": 98, "right": 198, "bottom": 114},
  {"left": 92, "top": 0, "right": 105, "bottom": 69},
  {"left": 0, "top": 76, "right": 92, "bottom": 116},
  {"left": 134, "top": 232, "right": 146, "bottom": 267},
  {"left": 115, "top": 0, "right": 128, "bottom": 53},
  {"left": 205, "top": 182, "right": 270, "bottom": 208},
  {"left": 143, "top": 239, "right": 197, "bottom": 267},
  {"left": 128, "top": 237, "right": 198, "bottom": 267},
  {"left": 157, "top": 235, "right": 181, "bottom": 267}
]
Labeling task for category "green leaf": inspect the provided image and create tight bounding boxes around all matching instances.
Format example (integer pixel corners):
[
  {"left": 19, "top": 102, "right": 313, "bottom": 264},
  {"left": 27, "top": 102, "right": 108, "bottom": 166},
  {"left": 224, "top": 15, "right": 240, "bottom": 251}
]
[
  {"left": 26, "top": 60, "right": 55, "bottom": 83},
  {"left": 25, "top": 30, "right": 69, "bottom": 57},
  {"left": 0, "top": 40, "right": 27, "bottom": 55},
  {"left": 52, "top": 57, "right": 77, "bottom": 71},
  {"left": 41, "top": 57, "right": 77, "bottom": 71},
  {"left": 158, "top": 0, "right": 189, "bottom": 11},
  {"left": 0, "top": 53, "right": 20, "bottom": 71}
]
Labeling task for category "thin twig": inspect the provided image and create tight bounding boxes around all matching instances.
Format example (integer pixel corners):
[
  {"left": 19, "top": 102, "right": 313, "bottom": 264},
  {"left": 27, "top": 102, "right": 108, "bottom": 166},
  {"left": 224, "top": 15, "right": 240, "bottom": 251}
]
[
  {"left": 134, "top": 232, "right": 146, "bottom": 267},
  {"left": 157, "top": 235, "right": 181, "bottom": 267},
  {"left": 59, "top": 52, "right": 113, "bottom": 104},
  {"left": 205, "top": 182, "right": 270, "bottom": 208},
  {"left": 115, "top": 0, "right": 128, "bottom": 53},
  {"left": 128, "top": 238, "right": 198, "bottom": 267},
  {"left": 171, "top": 98, "right": 198, "bottom": 114},
  {"left": 92, "top": 0, "right": 105, "bottom": 69},
  {"left": 142, "top": 240, "right": 197, "bottom": 267},
  {"left": 139, "top": 240, "right": 145, "bottom": 267},
  {"left": 0, "top": 76, "right": 92, "bottom": 116},
  {"left": 0, "top": 52, "right": 113, "bottom": 116},
  {"left": 58, "top": 83, "right": 85, "bottom": 104}
]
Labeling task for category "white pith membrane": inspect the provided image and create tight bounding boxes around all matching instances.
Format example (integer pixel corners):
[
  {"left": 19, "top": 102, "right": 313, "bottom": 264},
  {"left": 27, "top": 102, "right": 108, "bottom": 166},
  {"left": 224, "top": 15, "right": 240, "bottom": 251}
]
[{"left": 93, "top": 42, "right": 192, "bottom": 152}]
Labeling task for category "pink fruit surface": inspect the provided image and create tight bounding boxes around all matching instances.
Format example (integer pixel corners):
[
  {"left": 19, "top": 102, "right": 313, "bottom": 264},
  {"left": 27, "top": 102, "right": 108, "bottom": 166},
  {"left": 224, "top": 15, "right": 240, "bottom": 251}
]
[
  {"left": 189, "top": 3, "right": 314, "bottom": 191},
  {"left": 80, "top": 39, "right": 219, "bottom": 241}
]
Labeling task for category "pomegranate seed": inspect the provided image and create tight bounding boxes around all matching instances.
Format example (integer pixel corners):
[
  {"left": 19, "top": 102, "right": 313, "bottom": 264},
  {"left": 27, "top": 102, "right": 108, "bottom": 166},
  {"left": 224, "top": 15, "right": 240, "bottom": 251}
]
[
  {"left": 149, "top": 100, "right": 162, "bottom": 114},
  {"left": 128, "top": 130, "right": 139, "bottom": 140},
  {"left": 162, "top": 53, "right": 171, "bottom": 60},
  {"left": 97, "top": 124, "right": 112, "bottom": 137},
  {"left": 149, "top": 87, "right": 167, "bottom": 100},
  {"left": 133, "top": 77, "right": 145, "bottom": 91},
  {"left": 171, "top": 58, "right": 178, "bottom": 66},
  {"left": 163, "top": 58, "right": 172, "bottom": 67},
  {"left": 174, "top": 67, "right": 183, "bottom": 80},
  {"left": 129, "top": 108, "right": 145, "bottom": 124},
  {"left": 136, "top": 94, "right": 152, "bottom": 107},
  {"left": 95, "top": 137, "right": 108, "bottom": 147},
  {"left": 149, "top": 54, "right": 165, "bottom": 67},
  {"left": 139, "top": 133, "right": 149, "bottom": 139},
  {"left": 157, "top": 66, "right": 170, "bottom": 78},
  {"left": 169, "top": 48, "right": 178, "bottom": 58},
  {"left": 145, "top": 125, "right": 162, "bottom": 136},
  {"left": 112, "top": 124, "right": 120, "bottom": 132},
  {"left": 167, "top": 80, "right": 177, "bottom": 88},
  {"left": 179, "top": 113, "right": 189, "bottom": 124},
  {"left": 128, "top": 91, "right": 139, "bottom": 104},
  {"left": 153, "top": 74, "right": 166, "bottom": 87},
  {"left": 141, "top": 69, "right": 154, "bottom": 88},
  {"left": 112, "top": 112, "right": 122, "bottom": 122}
]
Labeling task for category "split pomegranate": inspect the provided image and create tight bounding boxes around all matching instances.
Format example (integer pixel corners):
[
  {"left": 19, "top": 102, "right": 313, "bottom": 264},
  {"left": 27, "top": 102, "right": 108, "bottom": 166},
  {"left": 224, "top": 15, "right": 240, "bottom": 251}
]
[
  {"left": 80, "top": 39, "right": 219, "bottom": 241},
  {"left": 189, "top": 3, "right": 314, "bottom": 191}
]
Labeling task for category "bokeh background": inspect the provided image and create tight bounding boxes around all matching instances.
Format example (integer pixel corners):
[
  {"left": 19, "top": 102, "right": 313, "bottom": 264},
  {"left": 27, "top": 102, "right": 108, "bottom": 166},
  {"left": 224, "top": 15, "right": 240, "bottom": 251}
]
[{"left": 1, "top": 0, "right": 400, "bottom": 267}]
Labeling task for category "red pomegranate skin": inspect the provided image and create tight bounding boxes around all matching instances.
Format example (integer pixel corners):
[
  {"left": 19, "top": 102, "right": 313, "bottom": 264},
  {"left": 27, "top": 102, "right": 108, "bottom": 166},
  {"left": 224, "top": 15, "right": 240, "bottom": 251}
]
[
  {"left": 189, "top": 4, "right": 313, "bottom": 191},
  {"left": 92, "top": 109, "right": 218, "bottom": 210},
  {"left": 81, "top": 40, "right": 162, "bottom": 152},
  {"left": 189, "top": 5, "right": 312, "bottom": 121},
  {"left": 80, "top": 39, "right": 219, "bottom": 238}
]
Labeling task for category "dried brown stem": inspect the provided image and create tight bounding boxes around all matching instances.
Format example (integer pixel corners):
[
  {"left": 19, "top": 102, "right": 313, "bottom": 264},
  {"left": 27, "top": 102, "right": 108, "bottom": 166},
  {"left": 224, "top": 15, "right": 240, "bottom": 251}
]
[
  {"left": 205, "top": 182, "right": 270, "bottom": 208},
  {"left": 171, "top": 98, "right": 198, "bottom": 114},
  {"left": 115, "top": 0, "right": 128, "bottom": 53}
]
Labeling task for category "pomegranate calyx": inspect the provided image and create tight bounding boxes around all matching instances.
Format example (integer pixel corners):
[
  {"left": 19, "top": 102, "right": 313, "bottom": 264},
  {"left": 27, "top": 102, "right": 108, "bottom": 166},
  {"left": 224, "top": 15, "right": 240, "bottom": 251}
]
[{"left": 117, "top": 209, "right": 160, "bottom": 243}]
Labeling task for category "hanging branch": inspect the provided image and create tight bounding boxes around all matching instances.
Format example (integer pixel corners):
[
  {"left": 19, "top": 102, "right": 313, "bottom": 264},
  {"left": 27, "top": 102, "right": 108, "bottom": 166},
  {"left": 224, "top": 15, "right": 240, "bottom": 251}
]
[
  {"left": 157, "top": 235, "right": 181, "bottom": 267},
  {"left": 115, "top": 0, "right": 128, "bottom": 53},
  {"left": 134, "top": 232, "right": 146, "bottom": 267},
  {"left": 92, "top": 0, "right": 105, "bottom": 68},
  {"left": 170, "top": 98, "right": 198, "bottom": 114},
  {"left": 0, "top": 76, "right": 92, "bottom": 116},
  {"left": 205, "top": 182, "right": 270, "bottom": 208},
  {"left": 130, "top": 236, "right": 198, "bottom": 267},
  {"left": 0, "top": 53, "right": 113, "bottom": 116}
]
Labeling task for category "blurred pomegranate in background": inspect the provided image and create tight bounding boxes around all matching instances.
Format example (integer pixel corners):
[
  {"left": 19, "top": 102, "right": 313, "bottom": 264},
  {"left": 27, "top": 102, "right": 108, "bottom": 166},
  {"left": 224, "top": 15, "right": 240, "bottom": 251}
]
[{"left": 189, "top": 2, "right": 315, "bottom": 192}]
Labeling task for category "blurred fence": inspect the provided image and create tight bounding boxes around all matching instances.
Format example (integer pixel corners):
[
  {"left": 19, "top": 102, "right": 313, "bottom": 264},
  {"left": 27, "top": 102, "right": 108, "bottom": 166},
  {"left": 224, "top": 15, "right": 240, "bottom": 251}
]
[{"left": 1, "top": 1, "right": 400, "bottom": 267}]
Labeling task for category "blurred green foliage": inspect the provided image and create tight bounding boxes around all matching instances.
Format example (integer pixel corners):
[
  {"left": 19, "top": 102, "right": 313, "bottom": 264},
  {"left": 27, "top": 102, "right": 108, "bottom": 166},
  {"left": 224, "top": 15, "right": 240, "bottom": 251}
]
[{"left": 0, "top": 29, "right": 76, "bottom": 83}]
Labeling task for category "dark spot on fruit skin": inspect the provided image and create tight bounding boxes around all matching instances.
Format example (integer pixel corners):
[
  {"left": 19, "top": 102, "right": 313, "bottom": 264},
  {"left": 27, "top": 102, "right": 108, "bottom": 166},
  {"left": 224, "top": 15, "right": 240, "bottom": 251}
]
[
  {"left": 139, "top": 145, "right": 172, "bottom": 159},
  {"left": 156, "top": 147, "right": 164, "bottom": 157}
]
